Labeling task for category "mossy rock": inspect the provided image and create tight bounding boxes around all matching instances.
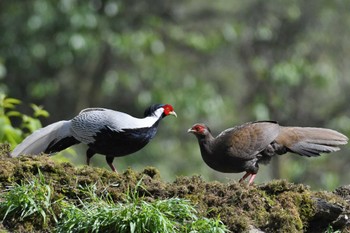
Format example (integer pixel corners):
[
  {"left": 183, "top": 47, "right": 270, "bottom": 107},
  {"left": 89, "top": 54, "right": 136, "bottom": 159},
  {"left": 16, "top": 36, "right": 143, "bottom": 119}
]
[{"left": 0, "top": 144, "right": 349, "bottom": 232}]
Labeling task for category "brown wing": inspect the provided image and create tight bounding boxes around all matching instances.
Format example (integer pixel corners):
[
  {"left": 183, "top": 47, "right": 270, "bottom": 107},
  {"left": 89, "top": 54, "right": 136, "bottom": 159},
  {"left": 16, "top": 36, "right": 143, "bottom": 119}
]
[{"left": 215, "top": 121, "right": 280, "bottom": 160}]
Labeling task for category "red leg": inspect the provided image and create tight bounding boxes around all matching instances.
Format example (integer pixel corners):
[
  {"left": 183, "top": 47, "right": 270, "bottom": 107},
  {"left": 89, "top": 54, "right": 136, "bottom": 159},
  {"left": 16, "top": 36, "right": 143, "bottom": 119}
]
[
  {"left": 248, "top": 174, "right": 256, "bottom": 185},
  {"left": 239, "top": 172, "right": 257, "bottom": 185},
  {"left": 239, "top": 172, "right": 251, "bottom": 183},
  {"left": 106, "top": 156, "right": 118, "bottom": 173},
  {"left": 108, "top": 162, "right": 117, "bottom": 173}
]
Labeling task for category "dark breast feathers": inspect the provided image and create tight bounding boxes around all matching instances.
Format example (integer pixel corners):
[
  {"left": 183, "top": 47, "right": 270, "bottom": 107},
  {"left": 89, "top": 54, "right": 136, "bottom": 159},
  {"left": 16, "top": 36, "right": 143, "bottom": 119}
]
[{"left": 70, "top": 108, "right": 161, "bottom": 156}]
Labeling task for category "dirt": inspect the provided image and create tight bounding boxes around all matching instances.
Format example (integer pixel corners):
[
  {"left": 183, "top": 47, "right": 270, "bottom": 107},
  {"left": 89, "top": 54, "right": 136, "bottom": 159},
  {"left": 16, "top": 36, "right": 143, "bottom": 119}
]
[{"left": 0, "top": 143, "right": 349, "bottom": 233}]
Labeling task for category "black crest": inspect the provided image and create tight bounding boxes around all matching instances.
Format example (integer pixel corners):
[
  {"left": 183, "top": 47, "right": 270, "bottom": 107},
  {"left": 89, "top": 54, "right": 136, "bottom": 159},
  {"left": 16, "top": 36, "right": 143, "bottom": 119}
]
[{"left": 144, "top": 104, "right": 164, "bottom": 117}]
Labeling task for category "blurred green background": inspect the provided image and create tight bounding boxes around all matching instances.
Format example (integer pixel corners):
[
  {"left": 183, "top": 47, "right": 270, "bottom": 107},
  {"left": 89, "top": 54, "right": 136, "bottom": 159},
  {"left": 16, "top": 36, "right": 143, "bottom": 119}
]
[{"left": 2, "top": 0, "right": 350, "bottom": 190}]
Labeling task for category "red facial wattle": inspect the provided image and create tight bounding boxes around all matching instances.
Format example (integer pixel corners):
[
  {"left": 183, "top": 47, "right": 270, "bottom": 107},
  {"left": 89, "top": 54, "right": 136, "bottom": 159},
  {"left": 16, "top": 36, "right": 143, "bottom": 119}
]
[{"left": 163, "top": 104, "right": 177, "bottom": 117}]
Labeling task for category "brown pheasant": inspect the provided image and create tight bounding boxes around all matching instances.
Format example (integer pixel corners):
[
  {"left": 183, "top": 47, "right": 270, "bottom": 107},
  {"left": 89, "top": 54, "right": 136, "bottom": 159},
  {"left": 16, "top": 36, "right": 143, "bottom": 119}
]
[{"left": 188, "top": 121, "right": 348, "bottom": 184}]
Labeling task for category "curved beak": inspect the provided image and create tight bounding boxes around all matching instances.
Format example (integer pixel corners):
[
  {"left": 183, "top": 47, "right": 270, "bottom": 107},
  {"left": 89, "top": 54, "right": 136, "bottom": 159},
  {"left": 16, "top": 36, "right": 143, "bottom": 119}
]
[
  {"left": 187, "top": 128, "right": 195, "bottom": 133},
  {"left": 169, "top": 111, "right": 177, "bottom": 117}
]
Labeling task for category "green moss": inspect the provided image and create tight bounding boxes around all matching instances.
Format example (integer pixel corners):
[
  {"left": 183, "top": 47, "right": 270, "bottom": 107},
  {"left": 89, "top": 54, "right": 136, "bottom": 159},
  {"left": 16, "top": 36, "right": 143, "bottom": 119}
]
[
  {"left": 0, "top": 144, "right": 348, "bottom": 232},
  {"left": 0, "top": 144, "right": 10, "bottom": 157},
  {"left": 221, "top": 207, "right": 251, "bottom": 232},
  {"left": 0, "top": 160, "right": 16, "bottom": 183},
  {"left": 314, "top": 190, "right": 349, "bottom": 207},
  {"left": 260, "top": 179, "right": 309, "bottom": 195},
  {"left": 142, "top": 166, "right": 161, "bottom": 179},
  {"left": 253, "top": 180, "right": 317, "bottom": 232}
]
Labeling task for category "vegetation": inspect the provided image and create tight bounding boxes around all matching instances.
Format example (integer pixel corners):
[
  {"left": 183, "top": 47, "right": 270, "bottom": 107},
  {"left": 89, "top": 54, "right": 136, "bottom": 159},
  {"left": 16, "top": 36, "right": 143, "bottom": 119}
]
[
  {"left": 0, "top": 147, "right": 229, "bottom": 232},
  {"left": 57, "top": 185, "right": 227, "bottom": 233},
  {"left": 0, "top": 170, "right": 57, "bottom": 230},
  {"left": 1, "top": 1, "right": 350, "bottom": 231},
  {"left": 0, "top": 147, "right": 349, "bottom": 232},
  {"left": 0, "top": 171, "right": 227, "bottom": 233},
  {"left": 0, "top": 95, "right": 49, "bottom": 148},
  {"left": 1, "top": 0, "right": 350, "bottom": 189}
]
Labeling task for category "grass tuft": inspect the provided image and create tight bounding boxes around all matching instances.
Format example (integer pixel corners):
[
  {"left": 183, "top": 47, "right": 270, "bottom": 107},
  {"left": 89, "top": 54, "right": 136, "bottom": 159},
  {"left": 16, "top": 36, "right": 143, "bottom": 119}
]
[
  {"left": 0, "top": 170, "right": 57, "bottom": 228},
  {"left": 57, "top": 180, "right": 228, "bottom": 233}
]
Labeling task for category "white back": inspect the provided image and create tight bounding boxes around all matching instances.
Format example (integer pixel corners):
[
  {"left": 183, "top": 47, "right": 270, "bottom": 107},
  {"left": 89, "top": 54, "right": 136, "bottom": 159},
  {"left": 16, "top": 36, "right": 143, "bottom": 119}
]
[{"left": 70, "top": 108, "right": 164, "bottom": 144}]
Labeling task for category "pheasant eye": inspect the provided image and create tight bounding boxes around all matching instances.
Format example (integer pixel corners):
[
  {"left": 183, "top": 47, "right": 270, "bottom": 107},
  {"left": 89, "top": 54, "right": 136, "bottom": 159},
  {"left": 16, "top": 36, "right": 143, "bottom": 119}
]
[{"left": 194, "top": 125, "right": 203, "bottom": 132}]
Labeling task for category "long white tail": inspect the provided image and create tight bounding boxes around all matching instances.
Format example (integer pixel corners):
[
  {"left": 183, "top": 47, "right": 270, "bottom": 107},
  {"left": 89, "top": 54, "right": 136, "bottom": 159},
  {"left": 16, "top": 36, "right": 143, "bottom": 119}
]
[{"left": 11, "top": 120, "right": 79, "bottom": 157}]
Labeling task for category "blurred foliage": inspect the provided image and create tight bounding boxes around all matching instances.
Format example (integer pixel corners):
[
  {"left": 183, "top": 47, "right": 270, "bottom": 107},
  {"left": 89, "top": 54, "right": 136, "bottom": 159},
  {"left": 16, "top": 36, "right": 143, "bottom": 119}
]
[
  {"left": 0, "top": 94, "right": 48, "bottom": 149},
  {"left": 2, "top": 0, "right": 350, "bottom": 189}
]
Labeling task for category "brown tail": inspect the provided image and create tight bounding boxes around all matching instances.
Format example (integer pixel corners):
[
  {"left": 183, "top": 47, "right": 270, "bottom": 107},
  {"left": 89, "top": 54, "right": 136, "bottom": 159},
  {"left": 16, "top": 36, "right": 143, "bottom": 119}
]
[{"left": 276, "top": 127, "right": 348, "bottom": 157}]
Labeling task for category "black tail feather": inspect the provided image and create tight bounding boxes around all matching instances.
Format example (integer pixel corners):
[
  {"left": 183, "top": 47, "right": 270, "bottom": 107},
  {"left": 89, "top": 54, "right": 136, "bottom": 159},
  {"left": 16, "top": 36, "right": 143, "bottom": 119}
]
[{"left": 45, "top": 137, "right": 80, "bottom": 154}]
